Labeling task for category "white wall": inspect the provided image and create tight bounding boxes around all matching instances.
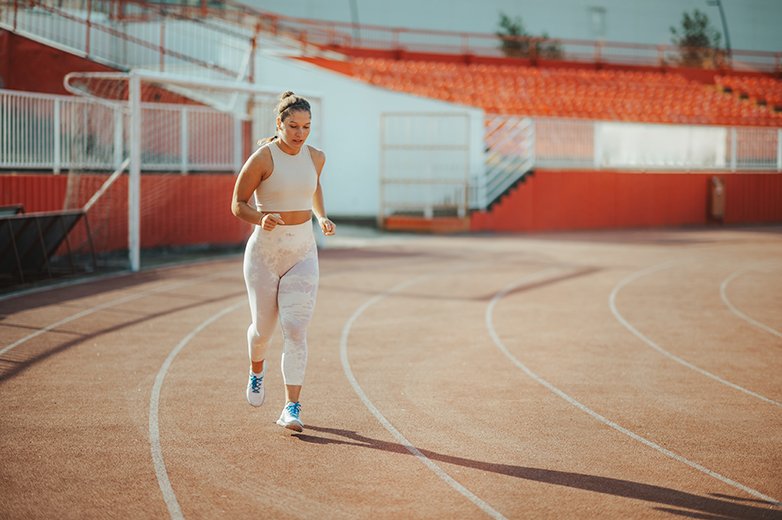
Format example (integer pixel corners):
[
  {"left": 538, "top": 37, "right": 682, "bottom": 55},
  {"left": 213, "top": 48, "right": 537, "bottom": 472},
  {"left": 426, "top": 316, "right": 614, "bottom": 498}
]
[
  {"left": 253, "top": 50, "right": 484, "bottom": 219},
  {"left": 240, "top": 0, "right": 782, "bottom": 53}
]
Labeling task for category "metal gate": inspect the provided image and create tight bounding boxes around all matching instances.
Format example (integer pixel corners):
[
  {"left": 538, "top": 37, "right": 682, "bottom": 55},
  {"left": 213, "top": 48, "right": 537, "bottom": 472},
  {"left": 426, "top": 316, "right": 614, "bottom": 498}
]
[{"left": 379, "top": 112, "right": 471, "bottom": 224}]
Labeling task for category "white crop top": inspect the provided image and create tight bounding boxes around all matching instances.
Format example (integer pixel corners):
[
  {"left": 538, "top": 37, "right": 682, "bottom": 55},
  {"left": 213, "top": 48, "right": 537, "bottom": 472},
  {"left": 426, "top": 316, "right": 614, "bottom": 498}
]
[{"left": 254, "top": 141, "right": 318, "bottom": 212}]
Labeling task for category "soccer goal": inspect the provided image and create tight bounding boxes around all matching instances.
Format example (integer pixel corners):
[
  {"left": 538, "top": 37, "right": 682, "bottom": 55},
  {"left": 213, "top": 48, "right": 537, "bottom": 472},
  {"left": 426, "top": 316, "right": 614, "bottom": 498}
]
[{"left": 62, "top": 70, "right": 322, "bottom": 272}]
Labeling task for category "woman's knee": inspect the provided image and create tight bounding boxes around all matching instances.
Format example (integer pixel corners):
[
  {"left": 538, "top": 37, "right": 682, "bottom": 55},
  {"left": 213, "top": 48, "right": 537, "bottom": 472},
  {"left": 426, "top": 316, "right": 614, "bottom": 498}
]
[{"left": 247, "top": 323, "right": 274, "bottom": 347}]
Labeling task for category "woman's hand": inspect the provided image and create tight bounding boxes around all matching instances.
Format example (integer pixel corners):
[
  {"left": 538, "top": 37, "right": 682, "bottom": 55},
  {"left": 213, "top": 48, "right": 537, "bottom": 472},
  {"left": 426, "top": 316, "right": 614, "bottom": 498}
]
[
  {"left": 318, "top": 216, "right": 336, "bottom": 236},
  {"left": 260, "top": 213, "right": 284, "bottom": 231}
]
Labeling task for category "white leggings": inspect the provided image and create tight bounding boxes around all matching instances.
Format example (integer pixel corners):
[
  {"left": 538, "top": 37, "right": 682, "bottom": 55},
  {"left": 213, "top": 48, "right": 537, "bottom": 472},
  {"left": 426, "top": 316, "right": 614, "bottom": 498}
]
[{"left": 243, "top": 221, "right": 319, "bottom": 386}]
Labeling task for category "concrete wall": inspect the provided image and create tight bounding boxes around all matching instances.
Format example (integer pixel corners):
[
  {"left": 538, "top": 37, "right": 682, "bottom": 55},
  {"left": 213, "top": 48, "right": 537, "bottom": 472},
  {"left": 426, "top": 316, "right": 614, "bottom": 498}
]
[{"left": 253, "top": 51, "right": 485, "bottom": 219}]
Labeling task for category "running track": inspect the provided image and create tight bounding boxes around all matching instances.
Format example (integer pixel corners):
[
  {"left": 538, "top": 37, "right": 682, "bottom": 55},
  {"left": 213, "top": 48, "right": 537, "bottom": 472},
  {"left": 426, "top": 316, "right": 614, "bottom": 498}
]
[{"left": 1, "top": 227, "right": 781, "bottom": 519}]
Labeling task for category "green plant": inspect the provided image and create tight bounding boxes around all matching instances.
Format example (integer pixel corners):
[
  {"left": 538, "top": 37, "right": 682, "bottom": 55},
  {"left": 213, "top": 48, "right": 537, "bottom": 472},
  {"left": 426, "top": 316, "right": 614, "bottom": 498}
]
[
  {"left": 670, "top": 9, "right": 725, "bottom": 68},
  {"left": 497, "top": 12, "right": 563, "bottom": 60}
]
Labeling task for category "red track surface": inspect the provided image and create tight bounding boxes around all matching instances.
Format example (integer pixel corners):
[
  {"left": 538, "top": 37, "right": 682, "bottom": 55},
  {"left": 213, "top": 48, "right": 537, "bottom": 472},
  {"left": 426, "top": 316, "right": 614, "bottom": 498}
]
[{"left": 1, "top": 227, "right": 781, "bottom": 519}]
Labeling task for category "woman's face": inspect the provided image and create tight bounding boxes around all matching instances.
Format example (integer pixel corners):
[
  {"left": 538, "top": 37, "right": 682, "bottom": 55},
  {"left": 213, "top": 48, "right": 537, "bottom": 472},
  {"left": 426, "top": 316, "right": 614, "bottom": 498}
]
[{"left": 278, "top": 110, "right": 311, "bottom": 152}]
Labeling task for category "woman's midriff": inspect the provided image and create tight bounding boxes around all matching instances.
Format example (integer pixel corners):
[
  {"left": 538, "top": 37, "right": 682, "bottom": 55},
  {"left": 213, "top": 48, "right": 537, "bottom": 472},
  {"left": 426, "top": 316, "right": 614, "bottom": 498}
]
[{"left": 264, "top": 210, "right": 313, "bottom": 225}]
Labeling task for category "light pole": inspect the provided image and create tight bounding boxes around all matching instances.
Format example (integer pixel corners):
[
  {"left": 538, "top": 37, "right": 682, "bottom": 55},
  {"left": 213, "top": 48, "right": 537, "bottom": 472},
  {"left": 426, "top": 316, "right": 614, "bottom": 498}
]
[
  {"left": 706, "top": 0, "right": 731, "bottom": 59},
  {"left": 348, "top": 0, "right": 361, "bottom": 45}
]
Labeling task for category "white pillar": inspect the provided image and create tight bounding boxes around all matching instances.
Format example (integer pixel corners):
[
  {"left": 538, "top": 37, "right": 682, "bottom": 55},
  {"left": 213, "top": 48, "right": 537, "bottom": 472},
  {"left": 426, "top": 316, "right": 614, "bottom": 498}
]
[
  {"left": 593, "top": 121, "right": 602, "bottom": 169},
  {"left": 180, "top": 108, "right": 188, "bottom": 174},
  {"left": 730, "top": 127, "right": 737, "bottom": 172},
  {"left": 129, "top": 72, "right": 142, "bottom": 272},
  {"left": 234, "top": 116, "right": 243, "bottom": 172},
  {"left": 113, "top": 107, "right": 123, "bottom": 170},
  {"left": 777, "top": 129, "right": 782, "bottom": 172},
  {"left": 53, "top": 99, "right": 61, "bottom": 174}
]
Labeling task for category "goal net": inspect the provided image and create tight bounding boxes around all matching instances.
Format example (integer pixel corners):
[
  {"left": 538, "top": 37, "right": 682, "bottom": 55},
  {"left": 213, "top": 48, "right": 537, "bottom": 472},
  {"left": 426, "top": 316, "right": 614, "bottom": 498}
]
[{"left": 61, "top": 70, "right": 322, "bottom": 272}]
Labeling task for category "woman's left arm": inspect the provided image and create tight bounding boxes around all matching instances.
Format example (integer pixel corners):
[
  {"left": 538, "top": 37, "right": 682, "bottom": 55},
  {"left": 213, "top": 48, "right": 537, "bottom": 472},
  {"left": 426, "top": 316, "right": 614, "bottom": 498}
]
[{"left": 311, "top": 147, "right": 335, "bottom": 236}]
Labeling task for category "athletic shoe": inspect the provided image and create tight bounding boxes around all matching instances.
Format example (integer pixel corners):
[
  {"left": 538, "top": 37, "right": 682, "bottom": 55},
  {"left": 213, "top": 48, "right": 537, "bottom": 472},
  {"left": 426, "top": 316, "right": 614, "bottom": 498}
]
[
  {"left": 276, "top": 401, "right": 303, "bottom": 432},
  {"left": 246, "top": 369, "right": 265, "bottom": 407}
]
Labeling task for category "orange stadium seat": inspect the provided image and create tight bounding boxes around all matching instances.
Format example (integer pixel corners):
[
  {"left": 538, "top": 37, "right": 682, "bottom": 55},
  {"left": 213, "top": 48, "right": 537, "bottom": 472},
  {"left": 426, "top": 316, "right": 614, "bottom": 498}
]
[{"left": 347, "top": 58, "right": 782, "bottom": 126}]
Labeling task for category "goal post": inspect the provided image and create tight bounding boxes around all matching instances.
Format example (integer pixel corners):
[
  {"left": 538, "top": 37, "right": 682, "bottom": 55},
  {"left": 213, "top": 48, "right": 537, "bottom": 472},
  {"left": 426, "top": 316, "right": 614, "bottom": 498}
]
[{"left": 62, "top": 69, "right": 323, "bottom": 272}]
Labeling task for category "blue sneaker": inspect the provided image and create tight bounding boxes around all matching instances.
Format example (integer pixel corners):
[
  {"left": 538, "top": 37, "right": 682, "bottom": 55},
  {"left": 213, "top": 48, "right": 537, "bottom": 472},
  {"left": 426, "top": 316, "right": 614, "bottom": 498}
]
[
  {"left": 276, "top": 401, "right": 303, "bottom": 432},
  {"left": 246, "top": 369, "right": 265, "bottom": 407}
]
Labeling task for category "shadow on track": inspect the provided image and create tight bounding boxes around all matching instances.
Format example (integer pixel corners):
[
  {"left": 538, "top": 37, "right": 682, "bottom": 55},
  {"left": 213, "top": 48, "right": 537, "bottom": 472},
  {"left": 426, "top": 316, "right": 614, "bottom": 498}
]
[{"left": 294, "top": 425, "right": 780, "bottom": 520}]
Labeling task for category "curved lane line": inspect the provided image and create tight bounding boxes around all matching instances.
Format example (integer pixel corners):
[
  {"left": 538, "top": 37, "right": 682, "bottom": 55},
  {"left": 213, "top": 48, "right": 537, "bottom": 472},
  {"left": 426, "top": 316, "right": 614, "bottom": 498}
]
[
  {"left": 0, "top": 270, "right": 234, "bottom": 357},
  {"left": 488, "top": 272, "right": 781, "bottom": 507},
  {"left": 720, "top": 267, "right": 782, "bottom": 340},
  {"left": 609, "top": 262, "right": 782, "bottom": 408},
  {"left": 149, "top": 299, "right": 246, "bottom": 520},
  {"left": 340, "top": 272, "right": 507, "bottom": 520}
]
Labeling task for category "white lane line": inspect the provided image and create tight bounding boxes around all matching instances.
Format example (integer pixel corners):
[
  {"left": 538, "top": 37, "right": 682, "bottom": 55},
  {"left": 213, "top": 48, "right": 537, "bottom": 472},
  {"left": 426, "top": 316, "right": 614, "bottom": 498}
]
[
  {"left": 0, "top": 269, "right": 234, "bottom": 357},
  {"left": 720, "top": 266, "right": 782, "bottom": 340},
  {"left": 609, "top": 262, "right": 782, "bottom": 408},
  {"left": 149, "top": 299, "right": 245, "bottom": 520},
  {"left": 488, "top": 271, "right": 781, "bottom": 507},
  {"left": 340, "top": 273, "right": 507, "bottom": 520}
]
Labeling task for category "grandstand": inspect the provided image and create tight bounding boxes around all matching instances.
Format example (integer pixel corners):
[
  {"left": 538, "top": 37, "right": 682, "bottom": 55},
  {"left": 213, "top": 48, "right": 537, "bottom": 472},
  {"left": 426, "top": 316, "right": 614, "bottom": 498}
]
[
  {"left": 1, "top": 0, "right": 781, "bottom": 284},
  {"left": 334, "top": 58, "right": 782, "bottom": 127}
]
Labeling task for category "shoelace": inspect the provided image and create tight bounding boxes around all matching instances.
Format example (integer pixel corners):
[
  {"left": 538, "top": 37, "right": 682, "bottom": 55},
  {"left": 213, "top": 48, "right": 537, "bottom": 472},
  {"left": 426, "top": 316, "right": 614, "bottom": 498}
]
[
  {"left": 249, "top": 375, "right": 263, "bottom": 393},
  {"left": 286, "top": 402, "right": 301, "bottom": 419}
]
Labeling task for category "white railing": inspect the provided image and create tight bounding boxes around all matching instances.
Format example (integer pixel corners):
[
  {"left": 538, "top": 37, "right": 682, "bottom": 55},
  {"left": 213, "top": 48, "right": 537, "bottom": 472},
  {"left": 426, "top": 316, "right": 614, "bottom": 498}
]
[
  {"left": 379, "top": 112, "right": 472, "bottom": 221},
  {"left": 475, "top": 115, "right": 535, "bottom": 208},
  {"left": 534, "top": 117, "right": 782, "bottom": 171},
  {"left": 0, "top": 89, "right": 240, "bottom": 172},
  {"left": 0, "top": 1, "right": 253, "bottom": 81}
]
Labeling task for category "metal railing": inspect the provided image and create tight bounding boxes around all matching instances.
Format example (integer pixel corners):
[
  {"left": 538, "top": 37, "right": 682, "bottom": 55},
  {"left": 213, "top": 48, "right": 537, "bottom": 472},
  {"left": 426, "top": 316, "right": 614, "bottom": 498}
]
[
  {"left": 379, "top": 112, "right": 471, "bottom": 220},
  {"left": 478, "top": 115, "right": 535, "bottom": 208},
  {"left": 4, "top": 1, "right": 779, "bottom": 74},
  {"left": 0, "top": 0, "right": 255, "bottom": 81},
  {"left": 3, "top": 88, "right": 780, "bottom": 211},
  {"left": 533, "top": 117, "right": 782, "bottom": 171},
  {"left": 0, "top": 88, "right": 239, "bottom": 172},
  {"left": 202, "top": 0, "right": 781, "bottom": 72}
]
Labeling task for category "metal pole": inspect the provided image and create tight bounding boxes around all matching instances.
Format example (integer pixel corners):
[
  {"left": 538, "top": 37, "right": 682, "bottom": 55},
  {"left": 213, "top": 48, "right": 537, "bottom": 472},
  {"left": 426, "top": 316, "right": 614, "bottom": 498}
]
[
  {"left": 85, "top": 0, "right": 92, "bottom": 57},
  {"left": 128, "top": 72, "right": 141, "bottom": 272},
  {"left": 730, "top": 127, "right": 737, "bottom": 172},
  {"left": 777, "top": 129, "right": 782, "bottom": 172},
  {"left": 707, "top": 0, "right": 731, "bottom": 59},
  {"left": 348, "top": 0, "right": 360, "bottom": 45},
  {"left": 180, "top": 108, "right": 188, "bottom": 174},
  {"left": 53, "top": 98, "right": 61, "bottom": 174}
]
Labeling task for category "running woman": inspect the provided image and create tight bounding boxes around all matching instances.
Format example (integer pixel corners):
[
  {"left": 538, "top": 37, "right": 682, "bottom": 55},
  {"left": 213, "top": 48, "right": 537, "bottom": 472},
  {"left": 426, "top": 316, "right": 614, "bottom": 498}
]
[{"left": 231, "top": 91, "right": 335, "bottom": 432}]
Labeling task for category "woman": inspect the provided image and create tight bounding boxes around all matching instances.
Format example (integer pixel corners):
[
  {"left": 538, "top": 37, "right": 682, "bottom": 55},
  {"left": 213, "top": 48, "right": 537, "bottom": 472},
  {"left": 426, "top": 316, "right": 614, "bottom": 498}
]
[{"left": 231, "top": 91, "right": 335, "bottom": 433}]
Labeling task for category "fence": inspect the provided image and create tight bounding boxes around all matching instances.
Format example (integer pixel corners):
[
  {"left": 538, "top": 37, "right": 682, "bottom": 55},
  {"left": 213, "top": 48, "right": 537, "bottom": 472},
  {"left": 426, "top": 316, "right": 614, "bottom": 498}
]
[
  {"left": 4, "top": 88, "right": 781, "bottom": 177},
  {"left": 478, "top": 115, "right": 535, "bottom": 208},
  {"left": 4, "top": 1, "right": 780, "bottom": 75},
  {"left": 0, "top": 0, "right": 255, "bottom": 81},
  {"left": 0, "top": 88, "right": 241, "bottom": 173},
  {"left": 533, "top": 117, "right": 782, "bottom": 172},
  {"left": 380, "top": 112, "right": 472, "bottom": 222}
]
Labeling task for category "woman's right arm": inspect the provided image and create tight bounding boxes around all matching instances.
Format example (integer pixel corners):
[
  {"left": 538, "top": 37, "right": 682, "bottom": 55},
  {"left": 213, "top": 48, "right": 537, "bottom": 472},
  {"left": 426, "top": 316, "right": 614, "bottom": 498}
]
[{"left": 231, "top": 148, "right": 268, "bottom": 226}]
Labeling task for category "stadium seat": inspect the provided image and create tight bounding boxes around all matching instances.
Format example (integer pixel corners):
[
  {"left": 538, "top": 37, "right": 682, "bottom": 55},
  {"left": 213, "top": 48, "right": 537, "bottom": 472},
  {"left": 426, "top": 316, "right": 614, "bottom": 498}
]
[{"left": 345, "top": 58, "right": 782, "bottom": 126}]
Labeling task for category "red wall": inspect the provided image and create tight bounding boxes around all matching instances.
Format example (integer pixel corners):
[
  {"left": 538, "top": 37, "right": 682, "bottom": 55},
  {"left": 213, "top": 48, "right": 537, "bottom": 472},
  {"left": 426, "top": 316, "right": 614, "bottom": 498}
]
[
  {"left": 1, "top": 173, "right": 252, "bottom": 252},
  {"left": 0, "top": 30, "right": 115, "bottom": 94},
  {"left": 471, "top": 170, "right": 782, "bottom": 232}
]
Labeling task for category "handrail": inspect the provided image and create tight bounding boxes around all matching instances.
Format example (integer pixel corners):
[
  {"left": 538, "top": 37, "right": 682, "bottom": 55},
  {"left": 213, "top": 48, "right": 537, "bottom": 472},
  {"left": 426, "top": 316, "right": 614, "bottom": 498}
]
[
  {"left": 4, "top": 1, "right": 779, "bottom": 73},
  {"left": 0, "top": 0, "right": 251, "bottom": 79},
  {"left": 207, "top": 0, "right": 781, "bottom": 72}
]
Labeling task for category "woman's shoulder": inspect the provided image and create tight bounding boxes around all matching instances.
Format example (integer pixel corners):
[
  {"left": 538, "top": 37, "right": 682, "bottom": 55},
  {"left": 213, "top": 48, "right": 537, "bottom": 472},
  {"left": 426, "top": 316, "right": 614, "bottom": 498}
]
[
  {"left": 306, "top": 145, "right": 325, "bottom": 173},
  {"left": 243, "top": 142, "right": 274, "bottom": 177},
  {"left": 251, "top": 142, "right": 274, "bottom": 163},
  {"left": 306, "top": 144, "right": 324, "bottom": 156},
  {"left": 306, "top": 145, "right": 325, "bottom": 162}
]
